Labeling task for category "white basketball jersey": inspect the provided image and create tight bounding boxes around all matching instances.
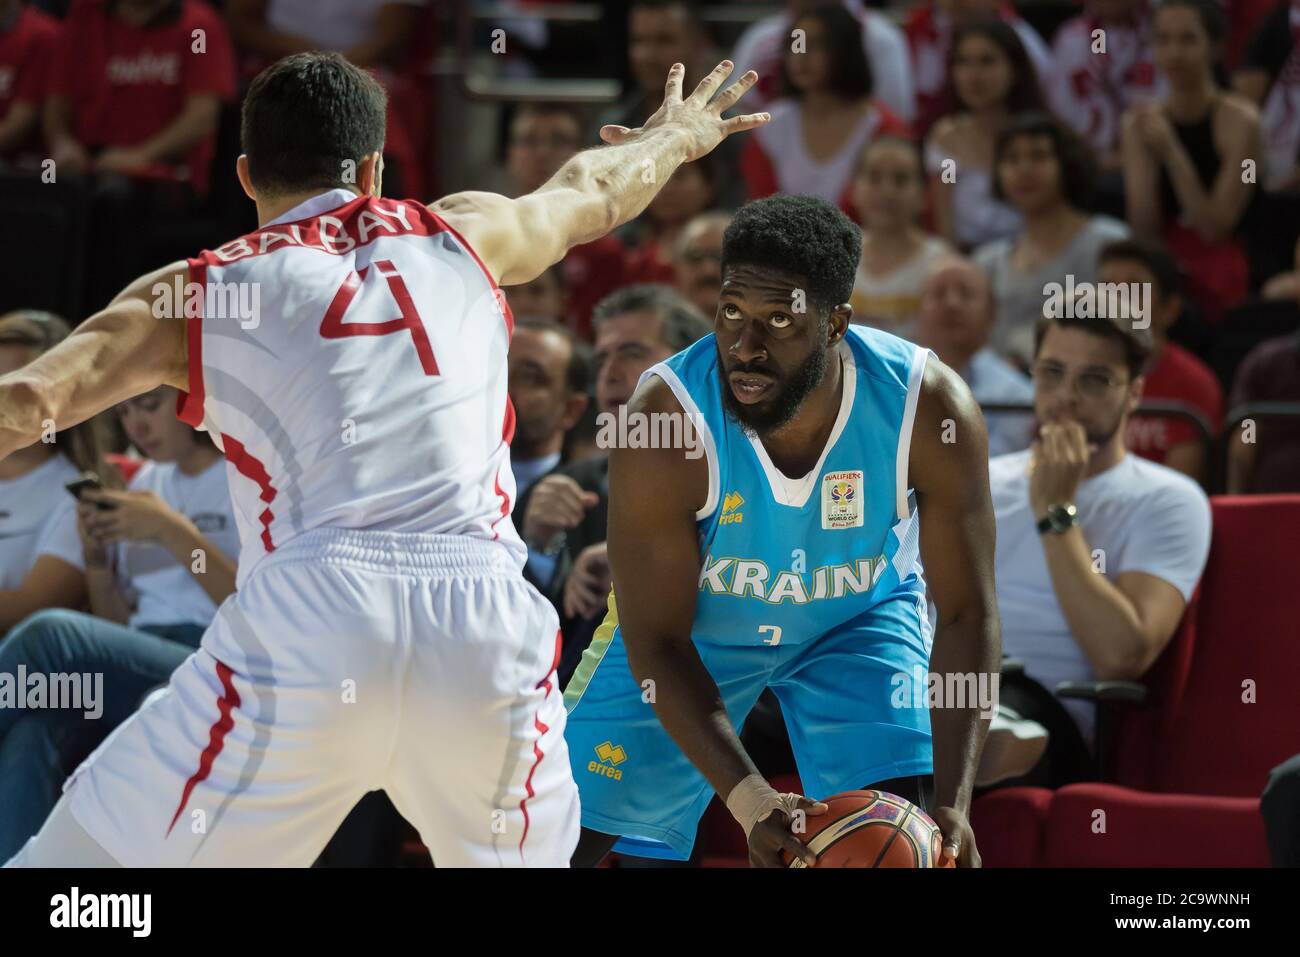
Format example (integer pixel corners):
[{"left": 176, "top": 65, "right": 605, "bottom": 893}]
[{"left": 179, "top": 189, "right": 522, "bottom": 584}]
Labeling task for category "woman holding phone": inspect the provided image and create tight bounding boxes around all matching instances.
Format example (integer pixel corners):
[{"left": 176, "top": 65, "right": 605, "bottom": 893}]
[{"left": 0, "top": 385, "right": 237, "bottom": 860}]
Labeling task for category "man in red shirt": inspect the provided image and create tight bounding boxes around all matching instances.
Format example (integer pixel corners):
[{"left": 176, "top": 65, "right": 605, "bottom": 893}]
[
  {"left": 44, "top": 0, "right": 235, "bottom": 195},
  {"left": 0, "top": 0, "right": 57, "bottom": 162},
  {"left": 1102, "top": 237, "right": 1223, "bottom": 483}
]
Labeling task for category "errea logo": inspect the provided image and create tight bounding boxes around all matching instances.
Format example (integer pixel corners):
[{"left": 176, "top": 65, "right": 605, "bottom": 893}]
[
  {"left": 720, "top": 491, "right": 744, "bottom": 525},
  {"left": 587, "top": 741, "right": 627, "bottom": 780}
]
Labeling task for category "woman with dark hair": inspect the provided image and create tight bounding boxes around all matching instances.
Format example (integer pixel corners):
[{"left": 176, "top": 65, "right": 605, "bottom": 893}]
[
  {"left": 740, "top": 3, "right": 909, "bottom": 215},
  {"left": 925, "top": 17, "right": 1049, "bottom": 249},
  {"left": 0, "top": 311, "right": 112, "bottom": 635},
  {"left": 974, "top": 112, "right": 1129, "bottom": 360},
  {"left": 1121, "top": 0, "right": 1261, "bottom": 323}
]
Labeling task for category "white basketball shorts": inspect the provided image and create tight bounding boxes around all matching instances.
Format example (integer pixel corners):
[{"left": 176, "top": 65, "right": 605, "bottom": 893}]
[{"left": 54, "top": 528, "right": 580, "bottom": 867}]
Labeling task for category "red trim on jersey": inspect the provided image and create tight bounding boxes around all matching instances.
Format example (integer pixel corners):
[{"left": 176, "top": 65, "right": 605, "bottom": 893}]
[
  {"left": 190, "top": 196, "right": 443, "bottom": 268},
  {"left": 167, "top": 659, "right": 240, "bottom": 837},
  {"left": 490, "top": 468, "right": 511, "bottom": 540},
  {"left": 176, "top": 259, "right": 207, "bottom": 427},
  {"left": 518, "top": 635, "right": 560, "bottom": 861},
  {"left": 221, "top": 433, "right": 278, "bottom": 552}
]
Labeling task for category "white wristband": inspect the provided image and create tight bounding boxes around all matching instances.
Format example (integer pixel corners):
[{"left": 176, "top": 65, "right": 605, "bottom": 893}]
[{"left": 725, "top": 773, "right": 785, "bottom": 838}]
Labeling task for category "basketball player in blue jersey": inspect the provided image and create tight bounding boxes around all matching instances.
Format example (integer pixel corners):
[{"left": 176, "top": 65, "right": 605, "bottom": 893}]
[{"left": 564, "top": 194, "right": 1001, "bottom": 867}]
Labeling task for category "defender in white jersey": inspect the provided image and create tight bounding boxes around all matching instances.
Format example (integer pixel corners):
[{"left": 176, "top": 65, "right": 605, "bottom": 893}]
[{"left": 0, "top": 52, "right": 769, "bottom": 867}]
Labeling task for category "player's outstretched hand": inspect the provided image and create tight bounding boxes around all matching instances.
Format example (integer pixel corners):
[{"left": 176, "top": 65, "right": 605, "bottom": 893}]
[
  {"left": 599, "top": 60, "right": 770, "bottom": 163},
  {"left": 932, "top": 805, "right": 981, "bottom": 868},
  {"left": 747, "top": 793, "right": 828, "bottom": 868}
]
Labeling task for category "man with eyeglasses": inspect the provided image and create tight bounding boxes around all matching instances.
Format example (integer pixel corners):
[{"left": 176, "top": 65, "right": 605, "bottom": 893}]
[
  {"left": 983, "top": 307, "right": 1211, "bottom": 787},
  {"left": 671, "top": 210, "right": 731, "bottom": 316}
]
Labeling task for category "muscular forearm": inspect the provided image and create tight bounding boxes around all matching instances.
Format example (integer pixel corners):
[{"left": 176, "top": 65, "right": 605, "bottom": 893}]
[
  {"left": 1040, "top": 526, "right": 1147, "bottom": 678},
  {"left": 626, "top": 638, "right": 759, "bottom": 800},
  {"left": 928, "top": 612, "right": 999, "bottom": 813},
  {"left": 544, "top": 126, "right": 691, "bottom": 246},
  {"left": 160, "top": 523, "right": 237, "bottom": 607}
]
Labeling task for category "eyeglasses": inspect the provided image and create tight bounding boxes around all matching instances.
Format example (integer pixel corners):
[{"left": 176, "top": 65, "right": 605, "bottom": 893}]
[
  {"left": 0, "top": 333, "right": 44, "bottom": 349},
  {"left": 1031, "top": 361, "right": 1127, "bottom": 398}
]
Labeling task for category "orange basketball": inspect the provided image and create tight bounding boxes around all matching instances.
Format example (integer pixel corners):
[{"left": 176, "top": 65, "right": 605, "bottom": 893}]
[{"left": 781, "top": 790, "right": 954, "bottom": 868}]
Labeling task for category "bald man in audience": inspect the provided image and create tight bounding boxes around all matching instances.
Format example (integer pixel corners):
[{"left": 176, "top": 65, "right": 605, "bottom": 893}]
[{"left": 915, "top": 255, "right": 1035, "bottom": 456}]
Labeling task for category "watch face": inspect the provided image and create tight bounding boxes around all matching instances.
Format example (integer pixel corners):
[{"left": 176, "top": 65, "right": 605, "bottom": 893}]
[{"left": 1048, "top": 504, "right": 1076, "bottom": 530}]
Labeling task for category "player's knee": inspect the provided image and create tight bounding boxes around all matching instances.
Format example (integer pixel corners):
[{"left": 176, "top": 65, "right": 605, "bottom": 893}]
[{"left": 570, "top": 827, "right": 619, "bottom": 868}]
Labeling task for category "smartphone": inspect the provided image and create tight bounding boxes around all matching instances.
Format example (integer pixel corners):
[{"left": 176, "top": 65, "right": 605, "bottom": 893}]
[{"left": 65, "top": 472, "right": 116, "bottom": 511}]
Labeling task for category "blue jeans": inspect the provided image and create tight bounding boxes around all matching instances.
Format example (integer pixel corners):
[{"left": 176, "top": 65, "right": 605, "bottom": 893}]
[{"left": 0, "top": 609, "right": 205, "bottom": 860}]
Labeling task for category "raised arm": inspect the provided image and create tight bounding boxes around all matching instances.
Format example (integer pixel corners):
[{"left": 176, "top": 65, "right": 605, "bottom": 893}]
[
  {"left": 0, "top": 263, "right": 190, "bottom": 461},
  {"left": 908, "top": 359, "right": 1002, "bottom": 867},
  {"left": 430, "top": 61, "right": 768, "bottom": 286}
]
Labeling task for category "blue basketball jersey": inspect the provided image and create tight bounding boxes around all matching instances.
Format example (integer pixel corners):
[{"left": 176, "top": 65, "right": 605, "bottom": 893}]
[{"left": 640, "top": 324, "right": 931, "bottom": 649}]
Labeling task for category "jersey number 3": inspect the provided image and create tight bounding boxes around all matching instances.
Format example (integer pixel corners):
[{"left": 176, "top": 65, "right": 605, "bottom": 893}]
[{"left": 320, "top": 260, "right": 439, "bottom": 376}]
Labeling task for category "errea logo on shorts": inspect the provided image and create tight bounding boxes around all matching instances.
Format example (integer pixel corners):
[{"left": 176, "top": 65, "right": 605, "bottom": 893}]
[{"left": 587, "top": 741, "right": 627, "bottom": 780}]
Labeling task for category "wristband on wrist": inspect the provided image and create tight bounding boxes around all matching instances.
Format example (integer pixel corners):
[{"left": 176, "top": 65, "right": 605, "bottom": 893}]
[{"left": 725, "top": 773, "right": 785, "bottom": 837}]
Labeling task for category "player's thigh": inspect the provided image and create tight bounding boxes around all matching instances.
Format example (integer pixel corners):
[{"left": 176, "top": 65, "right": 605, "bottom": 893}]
[
  {"left": 385, "top": 573, "right": 578, "bottom": 867},
  {"left": 63, "top": 565, "right": 394, "bottom": 866},
  {"left": 772, "top": 592, "right": 935, "bottom": 799}
]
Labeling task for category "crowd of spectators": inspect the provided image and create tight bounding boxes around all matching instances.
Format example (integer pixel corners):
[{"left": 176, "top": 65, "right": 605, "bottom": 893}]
[{"left": 1, "top": 0, "right": 1298, "bottom": 864}]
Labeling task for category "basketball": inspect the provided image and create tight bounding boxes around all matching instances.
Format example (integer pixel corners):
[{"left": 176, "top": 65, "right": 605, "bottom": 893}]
[{"left": 781, "top": 790, "right": 952, "bottom": 868}]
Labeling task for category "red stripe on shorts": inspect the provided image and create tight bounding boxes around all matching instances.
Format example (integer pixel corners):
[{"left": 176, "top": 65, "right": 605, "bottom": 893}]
[
  {"left": 518, "top": 631, "right": 562, "bottom": 860},
  {"left": 167, "top": 660, "right": 241, "bottom": 838}
]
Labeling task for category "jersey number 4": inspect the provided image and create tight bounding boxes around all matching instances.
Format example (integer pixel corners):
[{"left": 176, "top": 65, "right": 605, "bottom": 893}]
[{"left": 320, "top": 260, "right": 439, "bottom": 375}]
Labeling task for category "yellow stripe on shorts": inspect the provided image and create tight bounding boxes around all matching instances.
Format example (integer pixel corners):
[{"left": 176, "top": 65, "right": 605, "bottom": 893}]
[{"left": 563, "top": 588, "right": 619, "bottom": 713}]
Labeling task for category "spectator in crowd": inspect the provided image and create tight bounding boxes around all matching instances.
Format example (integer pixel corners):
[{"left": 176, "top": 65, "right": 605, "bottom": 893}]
[
  {"left": 903, "top": 0, "right": 1053, "bottom": 137},
  {"left": 1233, "top": 0, "right": 1300, "bottom": 193},
  {"left": 1100, "top": 237, "right": 1222, "bottom": 482},
  {"left": 739, "top": 3, "right": 909, "bottom": 215},
  {"left": 44, "top": 0, "right": 237, "bottom": 309},
  {"left": 225, "top": 0, "right": 430, "bottom": 198},
  {"left": 1048, "top": 0, "right": 1164, "bottom": 171},
  {"left": 508, "top": 316, "right": 591, "bottom": 504},
  {"left": 925, "top": 18, "right": 1047, "bottom": 251},
  {"left": 988, "top": 307, "right": 1211, "bottom": 785},
  {"left": 0, "top": 384, "right": 238, "bottom": 860},
  {"left": 915, "top": 254, "right": 1035, "bottom": 456},
  {"left": 848, "top": 135, "right": 950, "bottom": 335},
  {"left": 1121, "top": 0, "right": 1260, "bottom": 324},
  {"left": 621, "top": 153, "right": 718, "bottom": 285},
  {"left": 0, "top": 310, "right": 109, "bottom": 635},
  {"left": 671, "top": 209, "right": 731, "bottom": 318},
  {"left": 1227, "top": 321, "right": 1300, "bottom": 492},
  {"left": 505, "top": 262, "right": 567, "bottom": 327},
  {"left": 0, "top": 0, "right": 57, "bottom": 163},
  {"left": 974, "top": 112, "right": 1129, "bottom": 362},
  {"left": 1262, "top": 231, "right": 1300, "bottom": 300},
  {"left": 516, "top": 285, "right": 710, "bottom": 686},
  {"left": 731, "top": 0, "right": 916, "bottom": 125},
  {"left": 505, "top": 102, "right": 625, "bottom": 338},
  {"left": 600, "top": 0, "right": 714, "bottom": 134}
]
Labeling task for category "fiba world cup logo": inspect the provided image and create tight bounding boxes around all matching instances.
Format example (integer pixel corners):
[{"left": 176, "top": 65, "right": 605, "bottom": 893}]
[{"left": 830, "top": 482, "right": 855, "bottom": 507}]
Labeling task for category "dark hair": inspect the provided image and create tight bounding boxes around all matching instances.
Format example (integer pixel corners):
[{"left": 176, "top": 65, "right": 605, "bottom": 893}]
[
  {"left": 514, "top": 315, "right": 591, "bottom": 395},
  {"left": 781, "top": 3, "right": 873, "bottom": 100},
  {"left": 722, "top": 194, "right": 861, "bottom": 315},
  {"left": 591, "top": 284, "right": 712, "bottom": 353},
  {"left": 510, "top": 102, "right": 584, "bottom": 139},
  {"left": 991, "top": 112, "right": 1097, "bottom": 209},
  {"left": 943, "top": 18, "right": 1045, "bottom": 117},
  {"left": 1098, "top": 237, "right": 1185, "bottom": 301},
  {"left": 1154, "top": 0, "right": 1227, "bottom": 45},
  {"left": 1033, "top": 312, "right": 1155, "bottom": 379},
  {"left": 857, "top": 134, "right": 925, "bottom": 181},
  {"left": 241, "top": 52, "right": 388, "bottom": 196}
]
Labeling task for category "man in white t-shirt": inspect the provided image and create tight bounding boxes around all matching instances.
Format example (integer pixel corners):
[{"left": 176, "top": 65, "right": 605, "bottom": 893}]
[{"left": 988, "top": 307, "right": 1211, "bottom": 784}]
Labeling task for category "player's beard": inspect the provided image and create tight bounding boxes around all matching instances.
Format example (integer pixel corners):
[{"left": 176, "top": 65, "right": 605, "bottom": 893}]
[{"left": 719, "top": 343, "right": 828, "bottom": 438}]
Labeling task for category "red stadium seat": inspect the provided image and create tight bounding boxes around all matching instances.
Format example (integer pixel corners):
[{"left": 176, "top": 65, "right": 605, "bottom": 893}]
[
  {"left": 969, "top": 787, "right": 1052, "bottom": 868},
  {"left": 103, "top": 453, "right": 144, "bottom": 485}
]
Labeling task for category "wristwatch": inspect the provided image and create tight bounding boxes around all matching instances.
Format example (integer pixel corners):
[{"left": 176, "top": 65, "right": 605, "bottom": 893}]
[{"left": 1037, "top": 502, "right": 1078, "bottom": 535}]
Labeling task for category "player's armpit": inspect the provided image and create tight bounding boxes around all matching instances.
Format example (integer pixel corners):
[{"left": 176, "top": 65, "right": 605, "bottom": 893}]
[{"left": 0, "top": 261, "right": 190, "bottom": 458}]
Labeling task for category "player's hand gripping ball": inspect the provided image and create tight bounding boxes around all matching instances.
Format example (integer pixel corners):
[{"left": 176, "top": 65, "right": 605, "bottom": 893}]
[{"left": 779, "top": 790, "right": 957, "bottom": 868}]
